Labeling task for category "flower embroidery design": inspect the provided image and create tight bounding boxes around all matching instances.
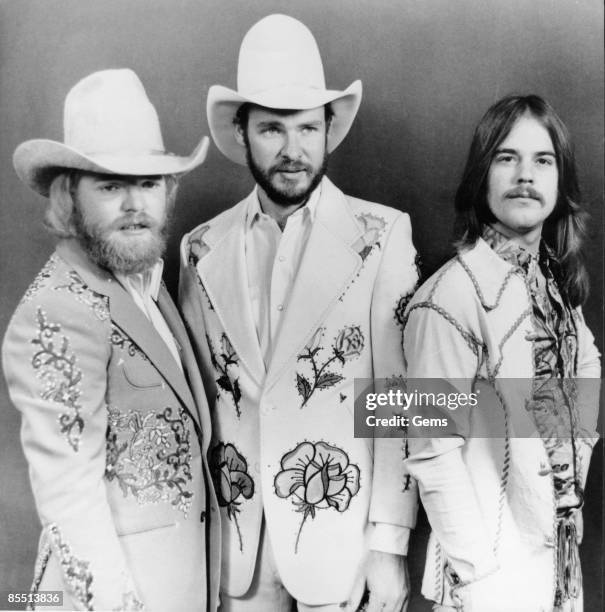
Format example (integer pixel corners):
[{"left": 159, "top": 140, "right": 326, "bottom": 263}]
[
  {"left": 54, "top": 270, "right": 110, "bottom": 321},
  {"left": 208, "top": 333, "right": 242, "bottom": 417},
  {"left": 274, "top": 441, "right": 360, "bottom": 553},
  {"left": 187, "top": 225, "right": 210, "bottom": 267},
  {"left": 31, "top": 308, "right": 84, "bottom": 452},
  {"left": 354, "top": 212, "right": 387, "bottom": 261},
  {"left": 48, "top": 524, "right": 93, "bottom": 611},
  {"left": 210, "top": 442, "right": 255, "bottom": 552},
  {"left": 105, "top": 405, "right": 194, "bottom": 517},
  {"left": 20, "top": 255, "right": 58, "bottom": 305},
  {"left": 296, "top": 325, "right": 365, "bottom": 407}
]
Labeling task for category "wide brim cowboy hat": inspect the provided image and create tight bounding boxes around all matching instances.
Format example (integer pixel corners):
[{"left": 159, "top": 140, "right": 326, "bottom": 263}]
[
  {"left": 207, "top": 14, "right": 362, "bottom": 165},
  {"left": 14, "top": 68, "right": 209, "bottom": 197}
]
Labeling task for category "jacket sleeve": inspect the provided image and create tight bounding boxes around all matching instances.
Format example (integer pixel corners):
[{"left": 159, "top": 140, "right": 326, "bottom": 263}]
[
  {"left": 2, "top": 291, "right": 142, "bottom": 611},
  {"left": 402, "top": 282, "right": 499, "bottom": 583},
  {"left": 367, "top": 212, "right": 419, "bottom": 555},
  {"left": 573, "top": 307, "right": 601, "bottom": 494}
]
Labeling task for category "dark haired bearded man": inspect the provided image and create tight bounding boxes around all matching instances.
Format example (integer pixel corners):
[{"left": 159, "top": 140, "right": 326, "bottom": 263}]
[
  {"left": 403, "top": 95, "right": 600, "bottom": 612},
  {"left": 180, "top": 13, "right": 419, "bottom": 612}
]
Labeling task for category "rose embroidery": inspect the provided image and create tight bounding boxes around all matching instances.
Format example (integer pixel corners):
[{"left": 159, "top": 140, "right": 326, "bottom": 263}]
[
  {"left": 355, "top": 212, "right": 387, "bottom": 261},
  {"left": 296, "top": 325, "right": 365, "bottom": 407},
  {"left": 210, "top": 442, "right": 254, "bottom": 552},
  {"left": 208, "top": 333, "right": 242, "bottom": 417},
  {"left": 274, "top": 441, "right": 360, "bottom": 553}
]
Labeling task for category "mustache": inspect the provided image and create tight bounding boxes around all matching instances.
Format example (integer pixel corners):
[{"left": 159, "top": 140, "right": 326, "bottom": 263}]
[
  {"left": 270, "top": 160, "right": 312, "bottom": 174},
  {"left": 504, "top": 186, "right": 543, "bottom": 203}
]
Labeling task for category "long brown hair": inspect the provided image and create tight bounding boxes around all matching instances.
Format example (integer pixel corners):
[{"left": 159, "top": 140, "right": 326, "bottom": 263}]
[{"left": 454, "top": 94, "right": 589, "bottom": 306}]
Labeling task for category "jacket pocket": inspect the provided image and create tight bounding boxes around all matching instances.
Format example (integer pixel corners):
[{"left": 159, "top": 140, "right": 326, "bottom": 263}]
[{"left": 122, "top": 362, "right": 164, "bottom": 389}]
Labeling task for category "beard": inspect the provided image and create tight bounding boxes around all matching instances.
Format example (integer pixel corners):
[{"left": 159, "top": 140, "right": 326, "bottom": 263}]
[
  {"left": 245, "top": 142, "right": 329, "bottom": 207},
  {"left": 73, "top": 208, "right": 169, "bottom": 275}
]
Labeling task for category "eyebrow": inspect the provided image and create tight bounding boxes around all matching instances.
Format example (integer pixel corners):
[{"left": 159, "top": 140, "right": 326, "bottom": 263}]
[{"left": 495, "top": 147, "right": 555, "bottom": 156}]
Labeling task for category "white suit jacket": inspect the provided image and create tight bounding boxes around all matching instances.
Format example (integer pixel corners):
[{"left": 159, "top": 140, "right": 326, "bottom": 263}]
[
  {"left": 179, "top": 177, "right": 419, "bottom": 605},
  {"left": 403, "top": 239, "right": 600, "bottom": 612}
]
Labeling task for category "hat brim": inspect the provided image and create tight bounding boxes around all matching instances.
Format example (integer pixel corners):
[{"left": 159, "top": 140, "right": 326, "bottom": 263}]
[
  {"left": 13, "top": 136, "right": 209, "bottom": 197},
  {"left": 207, "top": 80, "right": 362, "bottom": 165}
]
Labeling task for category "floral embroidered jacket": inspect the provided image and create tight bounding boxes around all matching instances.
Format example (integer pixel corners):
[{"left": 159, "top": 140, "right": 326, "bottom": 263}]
[
  {"left": 2, "top": 240, "right": 220, "bottom": 612},
  {"left": 402, "top": 237, "right": 600, "bottom": 612},
  {"left": 179, "top": 177, "right": 420, "bottom": 604}
]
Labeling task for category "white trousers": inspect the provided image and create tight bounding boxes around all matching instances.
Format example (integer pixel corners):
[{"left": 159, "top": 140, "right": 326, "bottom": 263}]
[{"left": 219, "top": 520, "right": 365, "bottom": 612}]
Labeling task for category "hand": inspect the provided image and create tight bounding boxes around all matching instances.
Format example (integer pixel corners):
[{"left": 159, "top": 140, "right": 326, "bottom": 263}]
[{"left": 364, "top": 551, "right": 409, "bottom": 612}]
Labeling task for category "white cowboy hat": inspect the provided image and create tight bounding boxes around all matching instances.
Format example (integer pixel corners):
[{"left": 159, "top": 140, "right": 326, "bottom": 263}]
[
  {"left": 13, "top": 68, "right": 209, "bottom": 196},
  {"left": 207, "top": 14, "right": 362, "bottom": 165}
]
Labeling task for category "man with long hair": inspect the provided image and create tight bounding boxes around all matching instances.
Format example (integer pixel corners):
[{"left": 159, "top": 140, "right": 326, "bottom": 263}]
[
  {"left": 402, "top": 95, "right": 600, "bottom": 611},
  {"left": 3, "top": 69, "right": 220, "bottom": 611}
]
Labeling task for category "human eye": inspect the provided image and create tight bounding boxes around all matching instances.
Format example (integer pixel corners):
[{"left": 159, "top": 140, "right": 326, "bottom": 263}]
[
  {"left": 140, "top": 178, "right": 163, "bottom": 189},
  {"left": 261, "top": 125, "right": 281, "bottom": 136},
  {"left": 494, "top": 152, "right": 515, "bottom": 164},
  {"left": 300, "top": 125, "right": 318, "bottom": 134},
  {"left": 536, "top": 155, "right": 555, "bottom": 166},
  {"left": 97, "top": 182, "right": 121, "bottom": 193}
]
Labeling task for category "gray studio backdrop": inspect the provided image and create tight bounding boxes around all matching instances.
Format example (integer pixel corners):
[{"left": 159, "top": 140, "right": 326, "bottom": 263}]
[{"left": 0, "top": 1, "right": 602, "bottom": 610}]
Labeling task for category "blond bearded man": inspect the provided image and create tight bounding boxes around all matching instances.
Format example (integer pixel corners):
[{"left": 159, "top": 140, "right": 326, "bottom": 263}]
[
  {"left": 3, "top": 69, "right": 220, "bottom": 611},
  {"left": 180, "top": 14, "right": 419, "bottom": 612}
]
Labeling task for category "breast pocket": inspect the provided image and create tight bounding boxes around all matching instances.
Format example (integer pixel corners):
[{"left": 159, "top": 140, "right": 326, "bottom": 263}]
[{"left": 122, "top": 361, "right": 164, "bottom": 389}]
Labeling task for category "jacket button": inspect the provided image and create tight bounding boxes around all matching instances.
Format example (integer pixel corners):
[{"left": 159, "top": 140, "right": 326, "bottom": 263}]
[
  {"left": 200, "top": 511, "right": 206, "bottom": 523},
  {"left": 545, "top": 535, "right": 554, "bottom": 546}
]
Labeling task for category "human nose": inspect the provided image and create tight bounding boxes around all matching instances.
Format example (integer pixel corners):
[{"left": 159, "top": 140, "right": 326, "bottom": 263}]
[
  {"left": 516, "top": 157, "right": 534, "bottom": 183},
  {"left": 122, "top": 186, "right": 145, "bottom": 211},
  {"left": 281, "top": 130, "right": 302, "bottom": 160}
]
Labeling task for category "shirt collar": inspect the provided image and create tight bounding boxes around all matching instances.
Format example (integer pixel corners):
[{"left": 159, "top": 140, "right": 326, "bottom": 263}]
[
  {"left": 245, "top": 181, "right": 322, "bottom": 230},
  {"left": 114, "top": 259, "right": 164, "bottom": 302}
]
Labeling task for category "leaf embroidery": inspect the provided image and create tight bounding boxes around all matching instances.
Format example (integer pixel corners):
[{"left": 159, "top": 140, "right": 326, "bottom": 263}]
[
  {"left": 208, "top": 333, "right": 242, "bottom": 417},
  {"left": 47, "top": 524, "right": 93, "bottom": 610},
  {"left": 31, "top": 308, "right": 84, "bottom": 452},
  {"left": 295, "top": 325, "right": 364, "bottom": 407},
  {"left": 20, "top": 255, "right": 58, "bottom": 305}
]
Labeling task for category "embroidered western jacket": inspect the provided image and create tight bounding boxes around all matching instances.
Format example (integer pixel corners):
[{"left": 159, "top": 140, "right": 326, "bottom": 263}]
[
  {"left": 402, "top": 238, "right": 600, "bottom": 612},
  {"left": 2, "top": 240, "right": 220, "bottom": 612},
  {"left": 179, "top": 177, "right": 419, "bottom": 605}
]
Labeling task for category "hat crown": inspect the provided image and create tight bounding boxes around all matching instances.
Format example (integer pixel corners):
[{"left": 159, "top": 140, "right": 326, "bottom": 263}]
[
  {"left": 63, "top": 69, "right": 165, "bottom": 155},
  {"left": 237, "top": 14, "right": 326, "bottom": 97}
]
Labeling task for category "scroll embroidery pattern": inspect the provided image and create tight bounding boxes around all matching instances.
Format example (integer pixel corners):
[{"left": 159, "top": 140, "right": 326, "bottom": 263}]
[
  {"left": 48, "top": 524, "right": 93, "bottom": 611},
  {"left": 54, "top": 270, "right": 109, "bottom": 321},
  {"left": 274, "top": 441, "right": 360, "bottom": 553},
  {"left": 31, "top": 308, "right": 84, "bottom": 452},
  {"left": 208, "top": 333, "right": 242, "bottom": 417},
  {"left": 209, "top": 442, "right": 255, "bottom": 552},
  {"left": 110, "top": 325, "right": 148, "bottom": 362},
  {"left": 20, "top": 255, "right": 58, "bottom": 305},
  {"left": 105, "top": 405, "right": 193, "bottom": 517},
  {"left": 296, "top": 325, "right": 364, "bottom": 407}
]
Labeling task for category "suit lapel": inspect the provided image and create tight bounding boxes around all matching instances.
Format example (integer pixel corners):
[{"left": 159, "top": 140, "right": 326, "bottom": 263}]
[
  {"left": 196, "top": 196, "right": 266, "bottom": 385},
  {"left": 265, "top": 179, "right": 363, "bottom": 388},
  {"left": 157, "top": 285, "right": 209, "bottom": 438}
]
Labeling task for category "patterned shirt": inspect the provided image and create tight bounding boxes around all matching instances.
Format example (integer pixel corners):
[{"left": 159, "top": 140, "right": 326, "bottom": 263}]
[{"left": 482, "top": 226, "right": 583, "bottom": 513}]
